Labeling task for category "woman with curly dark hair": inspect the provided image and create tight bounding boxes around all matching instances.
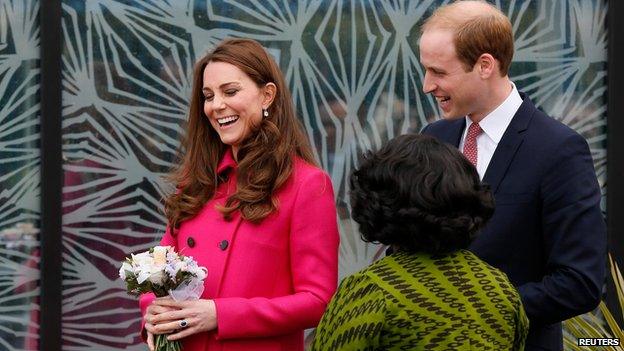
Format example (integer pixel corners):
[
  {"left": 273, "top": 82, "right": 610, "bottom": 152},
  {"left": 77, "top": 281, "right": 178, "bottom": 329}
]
[
  {"left": 312, "top": 134, "right": 528, "bottom": 351},
  {"left": 139, "top": 38, "right": 339, "bottom": 351}
]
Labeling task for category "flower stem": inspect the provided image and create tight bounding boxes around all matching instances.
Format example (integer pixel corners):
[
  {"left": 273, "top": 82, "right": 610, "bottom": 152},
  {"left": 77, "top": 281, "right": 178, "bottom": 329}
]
[{"left": 154, "top": 334, "right": 182, "bottom": 351}]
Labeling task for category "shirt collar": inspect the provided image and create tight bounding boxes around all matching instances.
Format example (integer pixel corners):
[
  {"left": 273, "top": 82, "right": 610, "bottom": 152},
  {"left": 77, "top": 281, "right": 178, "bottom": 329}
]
[
  {"left": 465, "top": 81, "right": 522, "bottom": 144},
  {"left": 216, "top": 148, "right": 237, "bottom": 174}
]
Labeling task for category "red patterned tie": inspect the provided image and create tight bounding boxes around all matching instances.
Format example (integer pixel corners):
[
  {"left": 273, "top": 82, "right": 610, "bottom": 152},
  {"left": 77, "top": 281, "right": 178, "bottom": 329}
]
[{"left": 463, "top": 122, "right": 482, "bottom": 166}]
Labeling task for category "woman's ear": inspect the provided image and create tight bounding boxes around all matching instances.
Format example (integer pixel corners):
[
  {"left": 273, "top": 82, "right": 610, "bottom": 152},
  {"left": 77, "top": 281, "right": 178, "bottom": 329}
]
[{"left": 262, "top": 82, "right": 277, "bottom": 109}]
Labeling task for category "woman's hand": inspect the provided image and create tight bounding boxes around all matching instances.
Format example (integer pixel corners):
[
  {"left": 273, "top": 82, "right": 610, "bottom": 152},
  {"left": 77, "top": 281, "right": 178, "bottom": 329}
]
[
  {"left": 146, "top": 331, "right": 154, "bottom": 351},
  {"left": 146, "top": 297, "right": 218, "bottom": 342},
  {"left": 144, "top": 300, "right": 177, "bottom": 351}
]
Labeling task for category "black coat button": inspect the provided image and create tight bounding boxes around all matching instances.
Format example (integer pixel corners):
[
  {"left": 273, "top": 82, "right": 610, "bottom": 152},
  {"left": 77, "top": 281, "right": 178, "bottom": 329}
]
[
  {"left": 219, "top": 240, "right": 229, "bottom": 251},
  {"left": 187, "top": 237, "right": 195, "bottom": 248}
]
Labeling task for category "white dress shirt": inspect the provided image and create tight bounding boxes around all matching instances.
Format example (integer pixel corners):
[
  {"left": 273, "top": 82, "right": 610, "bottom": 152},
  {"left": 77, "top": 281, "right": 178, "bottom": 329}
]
[{"left": 458, "top": 82, "right": 523, "bottom": 179}]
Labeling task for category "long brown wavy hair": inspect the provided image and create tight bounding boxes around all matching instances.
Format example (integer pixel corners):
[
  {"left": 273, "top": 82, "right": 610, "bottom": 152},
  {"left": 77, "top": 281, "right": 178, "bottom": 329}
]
[{"left": 165, "top": 38, "right": 316, "bottom": 233}]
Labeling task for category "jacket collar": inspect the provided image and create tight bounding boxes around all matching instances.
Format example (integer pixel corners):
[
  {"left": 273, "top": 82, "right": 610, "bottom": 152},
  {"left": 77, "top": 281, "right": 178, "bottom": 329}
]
[{"left": 216, "top": 148, "right": 237, "bottom": 175}]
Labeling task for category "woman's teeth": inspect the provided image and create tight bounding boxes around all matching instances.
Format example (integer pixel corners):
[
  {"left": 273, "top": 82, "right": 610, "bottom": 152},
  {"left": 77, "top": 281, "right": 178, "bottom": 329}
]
[{"left": 217, "top": 116, "right": 239, "bottom": 126}]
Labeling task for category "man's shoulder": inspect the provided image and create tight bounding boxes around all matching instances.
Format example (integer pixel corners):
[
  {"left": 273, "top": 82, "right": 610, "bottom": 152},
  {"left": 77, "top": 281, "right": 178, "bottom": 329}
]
[
  {"left": 422, "top": 118, "right": 461, "bottom": 130},
  {"left": 523, "top": 108, "right": 585, "bottom": 146},
  {"left": 514, "top": 92, "right": 579, "bottom": 139},
  {"left": 421, "top": 118, "right": 464, "bottom": 139}
]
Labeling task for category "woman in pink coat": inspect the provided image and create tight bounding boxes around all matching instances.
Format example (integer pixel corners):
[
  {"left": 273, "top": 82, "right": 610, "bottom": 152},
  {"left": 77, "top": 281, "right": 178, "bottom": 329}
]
[{"left": 140, "top": 38, "right": 340, "bottom": 351}]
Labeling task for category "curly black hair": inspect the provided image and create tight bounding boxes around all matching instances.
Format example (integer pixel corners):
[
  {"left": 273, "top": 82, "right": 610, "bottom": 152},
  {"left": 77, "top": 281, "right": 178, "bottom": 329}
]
[{"left": 349, "top": 134, "right": 494, "bottom": 254}]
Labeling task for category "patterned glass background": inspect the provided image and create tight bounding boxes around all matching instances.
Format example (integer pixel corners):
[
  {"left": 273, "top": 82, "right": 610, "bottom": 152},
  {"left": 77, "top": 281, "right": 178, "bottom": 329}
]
[
  {"left": 0, "top": 0, "right": 41, "bottom": 350},
  {"left": 0, "top": 0, "right": 608, "bottom": 350}
]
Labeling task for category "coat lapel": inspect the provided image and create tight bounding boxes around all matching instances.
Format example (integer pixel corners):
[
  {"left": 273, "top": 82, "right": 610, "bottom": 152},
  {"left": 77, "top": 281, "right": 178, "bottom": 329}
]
[
  {"left": 206, "top": 148, "right": 244, "bottom": 297},
  {"left": 212, "top": 214, "right": 243, "bottom": 297},
  {"left": 482, "top": 93, "right": 536, "bottom": 193}
]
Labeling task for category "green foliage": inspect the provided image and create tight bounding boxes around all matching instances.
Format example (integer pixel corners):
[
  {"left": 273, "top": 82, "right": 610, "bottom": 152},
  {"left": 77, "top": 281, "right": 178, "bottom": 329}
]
[
  {"left": 154, "top": 334, "right": 181, "bottom": 351},
  {"left": 123, "top": 271, "right": 169, "bottom": 297},
  {"left": 122, "top": 269, "right": 200, "bottom": 298},
  {"left": 564, "top": 255, "right": 623, "bottom": 350}
]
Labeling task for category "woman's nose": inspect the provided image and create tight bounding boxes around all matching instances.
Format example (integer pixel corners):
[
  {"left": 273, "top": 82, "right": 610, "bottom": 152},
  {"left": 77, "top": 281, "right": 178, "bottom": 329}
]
[{"left": 212, "top": 94, "right": 226, "bottom": 110}]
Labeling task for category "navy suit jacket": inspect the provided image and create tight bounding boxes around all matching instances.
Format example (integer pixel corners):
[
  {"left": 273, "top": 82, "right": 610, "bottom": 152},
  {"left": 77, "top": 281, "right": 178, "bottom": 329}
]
[{"left": 422, "top": 93, "right": 606, "bottom": 350}]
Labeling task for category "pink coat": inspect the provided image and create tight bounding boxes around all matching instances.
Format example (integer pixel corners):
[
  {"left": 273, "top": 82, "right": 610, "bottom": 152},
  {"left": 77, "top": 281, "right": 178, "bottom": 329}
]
[{"left": 140, "top": 150, "right": 340, "bottom": 351}]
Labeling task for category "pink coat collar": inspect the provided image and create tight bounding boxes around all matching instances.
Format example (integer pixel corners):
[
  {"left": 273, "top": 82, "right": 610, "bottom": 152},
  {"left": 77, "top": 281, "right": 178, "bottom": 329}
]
[{"left": 217, "top": 148, "right": 237, "bottom": 175}]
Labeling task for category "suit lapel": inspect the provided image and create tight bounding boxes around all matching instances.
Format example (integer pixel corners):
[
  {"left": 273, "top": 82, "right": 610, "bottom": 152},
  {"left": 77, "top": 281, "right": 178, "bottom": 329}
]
[
  {"left": 440, "top": 118, "right": 466, "bottom": 147},
  {"left": 482, "top": 94, "right": 536, "bottom": 193}
]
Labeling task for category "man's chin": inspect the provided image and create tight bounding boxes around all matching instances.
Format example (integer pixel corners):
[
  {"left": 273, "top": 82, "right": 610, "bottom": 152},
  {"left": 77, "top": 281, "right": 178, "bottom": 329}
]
[{"left": 440, "top": 111, "right": 464, "bottom": 120}]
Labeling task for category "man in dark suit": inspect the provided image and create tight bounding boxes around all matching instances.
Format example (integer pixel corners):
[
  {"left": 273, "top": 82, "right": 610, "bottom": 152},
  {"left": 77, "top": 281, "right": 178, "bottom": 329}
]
[{"left": 418, "top": 1, "right": 607, "bottom": 350}]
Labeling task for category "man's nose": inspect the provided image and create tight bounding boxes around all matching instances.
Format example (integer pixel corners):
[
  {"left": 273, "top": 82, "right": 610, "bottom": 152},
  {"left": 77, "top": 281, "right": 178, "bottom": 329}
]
[{"left": 422, "top": 72, "right": 435, "bottom": 94}]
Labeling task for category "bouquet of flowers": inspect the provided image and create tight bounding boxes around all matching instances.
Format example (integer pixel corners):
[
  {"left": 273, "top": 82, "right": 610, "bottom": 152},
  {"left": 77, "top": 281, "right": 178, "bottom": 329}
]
[{"left": 119, "top": 246, "right": 207, "bottom": 351}]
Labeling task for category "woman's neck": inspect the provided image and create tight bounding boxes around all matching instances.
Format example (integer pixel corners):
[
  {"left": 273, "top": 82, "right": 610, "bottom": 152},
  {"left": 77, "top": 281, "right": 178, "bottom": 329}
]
[{"left": 231, "top": 146, "right": 239, "bottom": 162}]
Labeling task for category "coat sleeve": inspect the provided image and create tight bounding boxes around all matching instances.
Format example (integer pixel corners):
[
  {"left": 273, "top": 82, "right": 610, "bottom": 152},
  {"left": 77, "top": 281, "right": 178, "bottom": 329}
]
[
  {"left": 517, "top": 133, "right": 607, "bottom": 324},
  {"left": 214, "top": 170, "right": 340, "bottom": 339},
  {"left": 138, "top": 227, "right": 178, "bottom": 341}
]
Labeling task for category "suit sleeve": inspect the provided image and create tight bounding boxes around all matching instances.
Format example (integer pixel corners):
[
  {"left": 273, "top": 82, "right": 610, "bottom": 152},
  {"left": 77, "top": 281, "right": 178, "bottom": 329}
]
[
  {"left": 420, "top": 123, "right": 431, "bottom": 134},
  {"left": 214, "top": 170, "right": 340, "bottom": 339},
  {"left": 138, "top": 228, "right": 177, "bottom": 341},
  {"left": 517, "top": 133, "right": 606, "bottom": 324}
]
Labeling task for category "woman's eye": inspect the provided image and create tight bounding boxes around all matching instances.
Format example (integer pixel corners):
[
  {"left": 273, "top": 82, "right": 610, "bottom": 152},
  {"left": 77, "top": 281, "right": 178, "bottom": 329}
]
[
  {"left": 204, "top": 95, "right": 213, "bottom": 101},
  {"left": 224, "top": 89, "right": 238, "bottom": 96}
]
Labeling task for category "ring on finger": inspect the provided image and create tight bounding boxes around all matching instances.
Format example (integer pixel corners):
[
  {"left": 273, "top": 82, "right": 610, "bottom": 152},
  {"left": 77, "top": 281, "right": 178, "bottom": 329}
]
[{"left": 178, "top": 319, "right": 188, "bottom": 328}]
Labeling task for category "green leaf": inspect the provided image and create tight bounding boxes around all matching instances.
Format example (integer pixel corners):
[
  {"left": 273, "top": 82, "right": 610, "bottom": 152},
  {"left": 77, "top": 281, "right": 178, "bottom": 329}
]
[{"left": 563, "top": 254, "right": 624, "bottom": 351}]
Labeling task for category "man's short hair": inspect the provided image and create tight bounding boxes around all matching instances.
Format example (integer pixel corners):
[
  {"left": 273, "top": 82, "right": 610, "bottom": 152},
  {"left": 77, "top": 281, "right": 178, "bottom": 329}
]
[{"left": 421, "top": 0, "right": 514, "bottom": 76}]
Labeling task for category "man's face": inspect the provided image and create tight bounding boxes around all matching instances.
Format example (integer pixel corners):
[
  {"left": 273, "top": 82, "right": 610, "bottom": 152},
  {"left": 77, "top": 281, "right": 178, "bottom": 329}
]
[{"left": 419, "top": 29, "right": 485, "bottom": 120}]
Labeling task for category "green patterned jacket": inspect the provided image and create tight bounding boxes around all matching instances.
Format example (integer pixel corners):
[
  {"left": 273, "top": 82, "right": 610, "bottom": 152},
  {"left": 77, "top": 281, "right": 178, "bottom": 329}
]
[{"left": 311, "top": 250, "right": 528, "bottom": 350}]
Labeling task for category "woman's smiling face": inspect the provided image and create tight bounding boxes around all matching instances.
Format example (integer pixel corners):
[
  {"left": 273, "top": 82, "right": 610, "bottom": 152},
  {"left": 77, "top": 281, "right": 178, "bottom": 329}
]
[{"left": 202, "top": 61, "right": 272, "bottom": 155}]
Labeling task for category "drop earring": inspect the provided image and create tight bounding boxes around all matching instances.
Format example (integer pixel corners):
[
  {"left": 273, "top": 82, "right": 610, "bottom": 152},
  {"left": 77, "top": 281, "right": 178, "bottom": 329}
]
[{"left": 263, "top": 109, "right": 269, "bottom": 118}]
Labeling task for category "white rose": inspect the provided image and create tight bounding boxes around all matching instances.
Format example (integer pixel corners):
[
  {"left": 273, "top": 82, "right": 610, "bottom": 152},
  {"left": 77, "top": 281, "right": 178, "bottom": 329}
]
[
  {"left": 152, "top": 246, "right": 167, "bottom": 266},
  {"left": 131, "top": 252, "right": 153, "bottom": 268},
  {"left": 119, "top": 262, "right": 133, "bottom": 280},
  {"left": 147, "top": 267, "right": 166, "bottom": 285},
  {"left": 174, "top": 260, "right": 188, "bottom": 273},
  {"left": 136, "top": 269, "right": 151, "bottom": 284}
]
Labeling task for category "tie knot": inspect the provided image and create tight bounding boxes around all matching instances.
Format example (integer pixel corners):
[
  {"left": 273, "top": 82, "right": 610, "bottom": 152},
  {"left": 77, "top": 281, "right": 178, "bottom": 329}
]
[{"left": 467, "top": 122, "right": 482, "bottom": 138}]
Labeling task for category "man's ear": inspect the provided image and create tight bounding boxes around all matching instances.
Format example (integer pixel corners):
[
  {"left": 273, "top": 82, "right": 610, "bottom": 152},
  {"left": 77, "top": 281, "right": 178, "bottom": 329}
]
[
  {"left": 477, "top": 53, "right": 498, "bottom": 79},
  {"left": 262, "top": 82, "right": 277, "bottom": 109}
]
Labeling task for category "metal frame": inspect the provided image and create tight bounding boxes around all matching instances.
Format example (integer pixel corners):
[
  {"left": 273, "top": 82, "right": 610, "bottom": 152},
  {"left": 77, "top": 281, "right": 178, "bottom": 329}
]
[
  {"left": 607, "top": 0, "right": 624, "bottom": 326},
  {"left": 39, "top": 1, "right": 63, "bottom": 350}
]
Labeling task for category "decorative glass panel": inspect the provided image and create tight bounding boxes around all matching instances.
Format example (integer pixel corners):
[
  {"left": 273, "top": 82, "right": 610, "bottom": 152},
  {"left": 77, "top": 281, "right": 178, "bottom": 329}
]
[{"left": 0, "top": 1, "right": 41, "bottom": 350}]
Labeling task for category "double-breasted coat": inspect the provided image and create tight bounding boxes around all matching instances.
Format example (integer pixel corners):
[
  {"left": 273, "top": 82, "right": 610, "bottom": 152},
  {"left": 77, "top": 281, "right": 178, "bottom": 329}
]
[{"left": 140, "top": 149, "right": 340, "bottom": 351}]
